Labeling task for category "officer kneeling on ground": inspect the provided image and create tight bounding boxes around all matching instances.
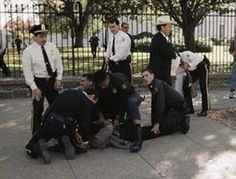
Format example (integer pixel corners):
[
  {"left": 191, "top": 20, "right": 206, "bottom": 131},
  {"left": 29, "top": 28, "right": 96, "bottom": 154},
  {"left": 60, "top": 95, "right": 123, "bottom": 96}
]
[
  {"left": 25, "top": 88, "right": 98, "bottom": 164},
  {"left": 141, "top": 68, "right": 190, "bottom": 140},
  {"left": 93, "top": 70, "right": 143, "bottom": 152}
]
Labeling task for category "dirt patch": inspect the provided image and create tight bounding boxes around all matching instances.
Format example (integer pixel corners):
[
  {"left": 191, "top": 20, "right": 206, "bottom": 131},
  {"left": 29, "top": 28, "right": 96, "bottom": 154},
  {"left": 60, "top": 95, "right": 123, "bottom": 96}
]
[{"left": 208, "top": 108, "right": 236, "bottom": 130}]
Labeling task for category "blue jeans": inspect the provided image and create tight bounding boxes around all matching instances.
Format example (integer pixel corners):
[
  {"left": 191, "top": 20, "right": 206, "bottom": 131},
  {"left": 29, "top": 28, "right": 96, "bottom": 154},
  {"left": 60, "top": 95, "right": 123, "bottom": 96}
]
[{"left": 230, "top": 59, "right": 236, "bottom": 91}]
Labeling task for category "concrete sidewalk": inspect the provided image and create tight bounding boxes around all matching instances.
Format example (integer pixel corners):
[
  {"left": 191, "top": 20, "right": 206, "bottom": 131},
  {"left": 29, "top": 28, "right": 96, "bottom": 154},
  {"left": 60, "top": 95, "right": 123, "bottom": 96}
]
[{"left": 0, "top": 89, "right": 236, "bottom": 179}]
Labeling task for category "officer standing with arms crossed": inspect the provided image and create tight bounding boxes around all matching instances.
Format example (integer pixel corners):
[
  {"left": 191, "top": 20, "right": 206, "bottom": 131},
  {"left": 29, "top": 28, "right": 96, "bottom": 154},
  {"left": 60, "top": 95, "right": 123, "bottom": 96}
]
[
  {"left": 22, "top": 24, "right": 63, "bottom": 134},
  {"left": 148, "top": 17, "right": 177, "bottom": 86},
  {"left": 105, "top": 18, "right": 132, "bottom": 82}
]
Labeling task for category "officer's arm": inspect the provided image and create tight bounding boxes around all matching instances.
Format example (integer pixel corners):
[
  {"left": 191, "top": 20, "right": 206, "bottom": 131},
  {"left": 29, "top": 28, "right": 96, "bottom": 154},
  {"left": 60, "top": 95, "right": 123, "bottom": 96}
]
[
  {"left": 77, "top": 107, "right": 92, "bottom": 142},
  {"left": 154, "top": 81, "right": 166, "bottom": 124},
  {"left": 110, "top": 35, "right": 131, "bottom": 62},
  {"left": 119, "top": 82, "right": 134, "bottom": 119},
  {"left": 158, "top": 37, "right": 176, "bottom": 61},
  {"left": 54, "top": 46, "right": 63, "bottom": 81},
  {"left": 22, "top": 49, "right": 37, "bottom": 90}
]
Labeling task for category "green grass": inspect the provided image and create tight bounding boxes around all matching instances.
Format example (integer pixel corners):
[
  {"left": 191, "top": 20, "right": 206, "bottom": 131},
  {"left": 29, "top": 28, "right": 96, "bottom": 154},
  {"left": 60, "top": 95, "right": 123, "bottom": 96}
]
[{"left": 1, "top": 46, "right": 233, "bottom": 78}]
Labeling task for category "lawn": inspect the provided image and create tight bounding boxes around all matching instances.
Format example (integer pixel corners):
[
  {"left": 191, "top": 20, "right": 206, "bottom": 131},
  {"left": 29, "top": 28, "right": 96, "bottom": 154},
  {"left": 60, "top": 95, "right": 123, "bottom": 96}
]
[{"left": 1, "top": 45, "right": 233, "bottom": 78}]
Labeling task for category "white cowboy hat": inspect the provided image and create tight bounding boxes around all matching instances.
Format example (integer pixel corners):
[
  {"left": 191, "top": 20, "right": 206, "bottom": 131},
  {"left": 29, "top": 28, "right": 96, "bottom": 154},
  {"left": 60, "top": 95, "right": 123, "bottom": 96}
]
[{"left": 156, "top": 16, "right": 175, "bottom": 26}]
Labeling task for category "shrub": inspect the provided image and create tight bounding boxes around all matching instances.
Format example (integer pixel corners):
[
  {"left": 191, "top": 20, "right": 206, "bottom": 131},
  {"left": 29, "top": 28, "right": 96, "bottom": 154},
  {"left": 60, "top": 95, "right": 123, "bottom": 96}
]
[{"left": 135, "top": 41, "right": 151, "bottom": 52}]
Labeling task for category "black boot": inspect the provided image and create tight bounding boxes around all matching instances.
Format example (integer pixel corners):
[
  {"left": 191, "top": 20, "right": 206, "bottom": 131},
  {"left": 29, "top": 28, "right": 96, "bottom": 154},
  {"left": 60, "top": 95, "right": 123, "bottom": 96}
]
[
  {"left": 61, "top": 135, "right": 75, "bottom": 160},
  {"left": 181, "top": 116, "right": 190, "bottom": 134},
  {"left": 129, "top": 125, "right": 142, "bottom": 153},
  {"left": 197, "top": 110, "right": 207, "bottom": 117},
  {"left": 38, "top": 138, "right": 51, "bottom": 164}
]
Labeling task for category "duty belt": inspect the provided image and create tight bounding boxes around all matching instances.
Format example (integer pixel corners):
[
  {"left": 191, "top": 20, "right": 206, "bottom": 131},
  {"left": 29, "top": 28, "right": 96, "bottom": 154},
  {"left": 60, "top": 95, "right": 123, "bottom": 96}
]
[{"left": 46, "top": 112, "right": 75, "bottom": 129}]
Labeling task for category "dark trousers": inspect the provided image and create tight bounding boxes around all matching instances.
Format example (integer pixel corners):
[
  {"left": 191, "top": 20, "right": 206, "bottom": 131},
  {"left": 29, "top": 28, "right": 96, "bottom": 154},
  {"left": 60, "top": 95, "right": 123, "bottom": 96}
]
[
  {"left": 154, "top": 68, "right": 172, "bottom": 86},
  {"left": 26, "top": 112, "right": 69, "bottom": 156},
  {"left": 142, "top": 110, "right": 181, "bottom": 140},
  {"left": 109, "top": 59, "right": 132, "bottom": 83},
  {"left": 32, "top": 77, "right": 58, "bottom": 134},
  {"left": 183, "top": 61, "right": 210, "bottom": 112},
  {"left": 0, "top": 55, "right": 9, "bottom": 76},
  {"left": 91, "top": 46, "right": 97, "bottom": 58}
]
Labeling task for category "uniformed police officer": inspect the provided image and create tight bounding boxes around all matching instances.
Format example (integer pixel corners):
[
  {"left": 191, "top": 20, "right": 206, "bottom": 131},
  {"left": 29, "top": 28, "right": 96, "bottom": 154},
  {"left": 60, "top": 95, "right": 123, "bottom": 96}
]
[
  {"left": 0, "top": 47, "right": 9, "bottom": 76},
  {"left": 25, "top": 88, "right": 98, "bottom": 164},
  {"left": 93, "top": 70, "right": 142, "bottom": 152},
  {"left": 22, "top": 24, "right": 63, "bottom": 134},
  {"left": 105, "top": 18, "right": 132, "bottom": 82},
  {"left": 141, "top": 68, "right": 190, "bottom": 140},
  {"left": 121, "top": 22, "right": 135, "bottom": 54},
  {"left": 176, "top": 51, "right": 210, "bottom": 117},
  {"left": 79, "top": 73, "right": 114, "bottom": 148}
]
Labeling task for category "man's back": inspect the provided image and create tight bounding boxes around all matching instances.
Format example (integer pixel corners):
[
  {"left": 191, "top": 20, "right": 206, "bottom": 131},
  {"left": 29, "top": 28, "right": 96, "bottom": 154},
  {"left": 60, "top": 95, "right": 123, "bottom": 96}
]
[{"left": 52, "top": 89, "right": 93, "bottom": 120}]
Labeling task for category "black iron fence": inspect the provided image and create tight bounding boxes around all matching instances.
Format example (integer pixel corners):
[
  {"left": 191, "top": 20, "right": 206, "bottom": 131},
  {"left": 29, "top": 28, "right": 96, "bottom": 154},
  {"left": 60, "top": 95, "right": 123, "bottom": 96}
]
[{"left": 0, "top": 3, "right": 235, "bottom": 78}]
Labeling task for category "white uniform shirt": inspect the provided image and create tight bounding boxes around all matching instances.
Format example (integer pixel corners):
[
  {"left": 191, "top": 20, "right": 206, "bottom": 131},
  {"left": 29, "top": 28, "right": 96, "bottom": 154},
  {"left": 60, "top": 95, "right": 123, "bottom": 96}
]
[
  {"left": 180, "top": 51, "right": 203, "bottom": 71},
  {"left": 175, "top": 51, "right": 203, "bottom": 96},
  {"left": 22, "top": 41, "right": 63, "bottom": 90},
  {"left": 105, "top": 30, "right": 131, "bottom": 62}
]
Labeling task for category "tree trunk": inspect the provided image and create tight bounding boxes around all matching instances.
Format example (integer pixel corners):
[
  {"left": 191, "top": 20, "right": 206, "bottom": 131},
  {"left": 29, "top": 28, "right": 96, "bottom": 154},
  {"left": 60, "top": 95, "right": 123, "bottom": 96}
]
[{"left": 182, "top": 25, "right": 195, "bottom": 52}]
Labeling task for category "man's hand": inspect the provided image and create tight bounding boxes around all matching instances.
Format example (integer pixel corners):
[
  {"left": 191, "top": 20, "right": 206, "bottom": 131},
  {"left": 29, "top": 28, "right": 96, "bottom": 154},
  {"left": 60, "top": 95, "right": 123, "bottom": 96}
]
[
  {"left": 75, "top": 131, "right": 83, "bottom": 144},
  {"left": 151, "top": 123, "right": 160, "bottom": 135},
  {"left": 75, "top": 131, "right": 89, "bottom": 149},
  {"left": 113, "top": 118, "right": 120, "bottom": 129},
  {"left": 180, "top": 62, "right": 190, "bottom": 71},
  {"left": 54, "top": 80, "right": 62, "bottom": 91},
  {"left": 32, "top": 88, "right": 42, "bottom": 101}
]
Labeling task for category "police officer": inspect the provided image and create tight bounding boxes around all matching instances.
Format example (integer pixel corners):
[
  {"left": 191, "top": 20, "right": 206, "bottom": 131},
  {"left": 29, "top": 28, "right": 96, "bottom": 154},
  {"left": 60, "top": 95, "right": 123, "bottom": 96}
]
[
  {"left": 176, "top": 51, "right": 210, "bottom": 117},
  {"left": 22, "top": 24, "right": 63, "bottom": 134},
  {"left": 105, "top": 18, "right": 132, "bottom": 82},
  {"left": 25, "top": 88, "right": 98, "bottom": 164},
  {"left": 148, "top": 17, "right": 176, "bottom": 86},
  {"left": 141, "top": 68, "right": 190, "bottom": 140},
  {"left": 121, "top": 22, "right": 135, "bottom": 54},
  {"left": 93, "top": 70, "right": 142, "bottom": 152},
  {"left": 0, "top": 46, "right": 9, "bottom": 76},
  {"left": 79, "top": 73, "right": 114, "bottom": 148}
]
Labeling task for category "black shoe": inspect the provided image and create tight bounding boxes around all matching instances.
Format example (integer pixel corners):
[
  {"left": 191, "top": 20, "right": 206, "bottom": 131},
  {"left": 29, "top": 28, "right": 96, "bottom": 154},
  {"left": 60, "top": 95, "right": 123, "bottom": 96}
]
[
  {"left": 38, "top": 139, "right": 51, "bottom": 164},
  {"left": 129, "top": 126, "right": 142, "bottom": 153},
  {"left": 61, "top": 135, "right": 75, "bottom": 160},
  {"left": 25, "top": 144, "right": 38, "bottom": 158},
  {"left": 181, "top": 116, "right": 190, "bottom": 134},
  {"left": 187, "top": 108, "right": 195, "bottom": 114},
  {"left": 197, "top": 111, "right": 207, "bottom": 117}
]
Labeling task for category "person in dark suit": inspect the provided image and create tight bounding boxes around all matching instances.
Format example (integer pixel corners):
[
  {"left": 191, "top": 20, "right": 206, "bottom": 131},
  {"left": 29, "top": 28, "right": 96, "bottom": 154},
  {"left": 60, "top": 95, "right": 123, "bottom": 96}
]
[{"left": 148, "top": 17, "right": 177, "bottom": 86}]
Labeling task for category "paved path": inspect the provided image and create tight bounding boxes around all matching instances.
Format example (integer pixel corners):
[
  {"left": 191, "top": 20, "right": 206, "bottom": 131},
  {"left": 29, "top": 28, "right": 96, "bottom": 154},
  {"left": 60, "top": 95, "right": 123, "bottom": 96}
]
[{"left": 0, "top": 89, "right": 236, "bottom": 179}]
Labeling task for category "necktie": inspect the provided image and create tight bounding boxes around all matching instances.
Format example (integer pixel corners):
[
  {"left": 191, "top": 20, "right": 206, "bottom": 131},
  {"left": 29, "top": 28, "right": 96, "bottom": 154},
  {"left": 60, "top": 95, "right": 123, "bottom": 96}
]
[
  {"left": 41, "top": 45, "right": 53, "bottom": 76},
  {"left": 112, "top": 36, "right": 115, "bottom": 55}
]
